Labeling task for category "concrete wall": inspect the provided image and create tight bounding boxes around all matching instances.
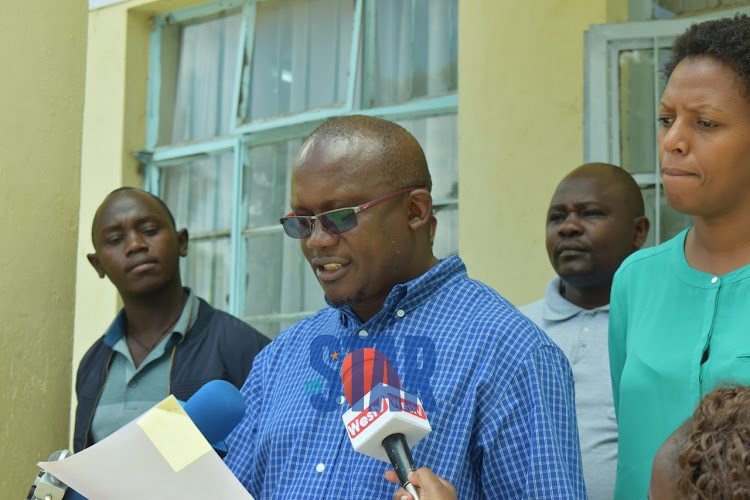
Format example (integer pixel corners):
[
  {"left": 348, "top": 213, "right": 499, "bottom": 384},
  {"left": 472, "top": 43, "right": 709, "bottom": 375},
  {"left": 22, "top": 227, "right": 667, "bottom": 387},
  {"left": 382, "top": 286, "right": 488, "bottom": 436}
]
[
  {"left": 0, "top": 0, "right": 87, "bottom": 496},
  {"left": 458, "top": 0, "right": 626, "bottom": 306}
]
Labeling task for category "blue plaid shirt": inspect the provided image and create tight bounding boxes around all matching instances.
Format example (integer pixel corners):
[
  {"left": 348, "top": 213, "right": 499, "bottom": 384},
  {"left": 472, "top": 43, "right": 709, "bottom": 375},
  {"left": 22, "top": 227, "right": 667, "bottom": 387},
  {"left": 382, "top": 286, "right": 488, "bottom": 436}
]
[{"left": 225, "top": 256, "right": 586, "bottom": 498}]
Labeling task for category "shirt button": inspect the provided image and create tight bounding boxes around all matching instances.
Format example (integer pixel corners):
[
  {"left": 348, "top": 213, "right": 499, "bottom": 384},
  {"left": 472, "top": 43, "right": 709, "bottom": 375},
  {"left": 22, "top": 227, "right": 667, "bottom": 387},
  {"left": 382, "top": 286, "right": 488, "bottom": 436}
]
[
  {"left": 396, "top": 309, "right": 405, "bottom": 318},
  {"left": 129, "top": 380, "right": 136, "bottom": 388},
  {"left": 582, "top": 327, "right": 589, "bottom": 333},
  {"left": 316, "top": 463, "right": 326, "bottom": 473},
  {"left": 358, "top": 330, "right": 369, "bottom": 338},
  {"left": 336, "top": 395, "right": 346, "bottom": 405},
  {"left": 711, "top": 276, "right": 718, "bottom": 284}
]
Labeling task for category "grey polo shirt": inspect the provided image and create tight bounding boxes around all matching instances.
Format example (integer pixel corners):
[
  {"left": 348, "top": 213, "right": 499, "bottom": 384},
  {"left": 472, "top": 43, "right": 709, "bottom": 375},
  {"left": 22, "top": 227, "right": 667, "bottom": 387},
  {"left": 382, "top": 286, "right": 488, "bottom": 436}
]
[
  {"left": 89, "top": 291, "right": 199, "bottom": 444},
  {"left": 520, "top": 276, "right": 616, "bottom": 500}
]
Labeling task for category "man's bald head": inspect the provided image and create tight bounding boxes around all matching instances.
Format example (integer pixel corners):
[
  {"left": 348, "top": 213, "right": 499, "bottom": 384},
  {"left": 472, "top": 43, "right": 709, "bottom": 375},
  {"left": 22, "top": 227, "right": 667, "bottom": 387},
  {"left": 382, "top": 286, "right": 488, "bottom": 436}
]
[
  {"left": 91, "top": 187, "right": 176, "bottom": 248},
  {"left": 305, "top": 115, "right": 432, "bottom": 192},
  {"left": 562, "top": 163, "right": 645, "bottom": 218}
]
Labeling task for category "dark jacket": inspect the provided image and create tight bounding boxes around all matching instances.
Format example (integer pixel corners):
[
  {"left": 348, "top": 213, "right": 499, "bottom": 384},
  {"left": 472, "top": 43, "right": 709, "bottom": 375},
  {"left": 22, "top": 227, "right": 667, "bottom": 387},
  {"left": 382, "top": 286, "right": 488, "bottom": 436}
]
[{"left": 73, "top": 298, "right": 270, "bottom": 452}]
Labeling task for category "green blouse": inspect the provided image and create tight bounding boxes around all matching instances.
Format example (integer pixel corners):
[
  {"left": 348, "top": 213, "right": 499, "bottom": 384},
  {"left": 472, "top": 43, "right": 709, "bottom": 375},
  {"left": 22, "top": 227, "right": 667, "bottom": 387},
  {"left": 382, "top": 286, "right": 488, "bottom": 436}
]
[{"left": 609, "top": 228, "right": 750, "bottom": 500}]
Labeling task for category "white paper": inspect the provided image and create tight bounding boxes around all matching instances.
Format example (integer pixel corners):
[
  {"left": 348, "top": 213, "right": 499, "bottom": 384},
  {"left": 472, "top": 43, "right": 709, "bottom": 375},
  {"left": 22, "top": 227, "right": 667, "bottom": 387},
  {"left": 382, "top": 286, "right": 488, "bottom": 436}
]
[{"left": 39, "top": 396, "right": 254, "bottom": 500}]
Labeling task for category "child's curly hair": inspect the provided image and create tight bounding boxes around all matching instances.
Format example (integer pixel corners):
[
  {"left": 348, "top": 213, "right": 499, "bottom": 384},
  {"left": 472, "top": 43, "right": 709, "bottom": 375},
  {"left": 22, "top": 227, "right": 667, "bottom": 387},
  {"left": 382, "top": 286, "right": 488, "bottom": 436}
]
[{"left": 677, "top": 384, "right": 750, "bottom": 499}]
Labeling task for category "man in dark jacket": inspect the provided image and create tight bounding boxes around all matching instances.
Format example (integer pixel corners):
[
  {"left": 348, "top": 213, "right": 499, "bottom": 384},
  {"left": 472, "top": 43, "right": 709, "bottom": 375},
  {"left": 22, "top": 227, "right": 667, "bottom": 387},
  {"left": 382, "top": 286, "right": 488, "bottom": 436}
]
[{"left": 74, "top": 187, "right": 269, "bottom": 452}]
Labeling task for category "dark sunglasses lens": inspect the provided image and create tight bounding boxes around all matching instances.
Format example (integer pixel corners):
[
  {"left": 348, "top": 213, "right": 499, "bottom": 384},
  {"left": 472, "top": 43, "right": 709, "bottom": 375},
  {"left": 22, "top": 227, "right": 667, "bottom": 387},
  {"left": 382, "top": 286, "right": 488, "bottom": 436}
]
[
  {"left": 282, "top": 217, "right": 312, "bottom": 239},
  {"left": 320, "top": 209, "right": 358, "bottom": 234}
]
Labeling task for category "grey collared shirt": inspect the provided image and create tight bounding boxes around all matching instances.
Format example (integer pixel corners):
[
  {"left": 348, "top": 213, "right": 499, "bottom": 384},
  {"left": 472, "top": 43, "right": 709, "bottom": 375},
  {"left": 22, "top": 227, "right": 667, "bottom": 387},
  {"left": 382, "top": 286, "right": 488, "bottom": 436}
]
[
  {"left": 520, "top": 276, "right": 616, "bottom": 500},
  {"left": 89, "top": 291, "right": 199, "bottom": 444}
]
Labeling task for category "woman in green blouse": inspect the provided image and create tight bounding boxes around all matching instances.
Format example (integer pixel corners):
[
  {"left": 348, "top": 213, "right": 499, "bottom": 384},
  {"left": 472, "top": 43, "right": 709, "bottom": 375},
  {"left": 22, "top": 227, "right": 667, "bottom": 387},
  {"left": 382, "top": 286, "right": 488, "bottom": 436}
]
[{"left": 608, "top": 14, "right": 750, "bottom": 500}]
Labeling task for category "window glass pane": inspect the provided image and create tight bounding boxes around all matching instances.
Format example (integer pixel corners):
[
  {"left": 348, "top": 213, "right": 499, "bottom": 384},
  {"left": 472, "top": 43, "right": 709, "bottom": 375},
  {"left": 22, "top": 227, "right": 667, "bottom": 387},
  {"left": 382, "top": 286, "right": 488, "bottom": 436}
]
[
  {"left": 243, "top": 138, "right": 304, "bottom": 229},
  {"left": 619, "top": 49, "right": 658, "bottom": 175},
  {"left": 159, "top": 11, "right": 242, "bottom": 145},
  {"left": 241, "top": 134, "right": 328, "bottom": 338},
  {"left": 249, "top": 319, "right": 302, "bottom": 341},
  {"left": 398, "top": 115, "right": 458, "bottom": 201},
  {"left": 363, "top": 0, "right": 458, "bottom": 107},
  {"left": 655, "top": 0, "right": 747, "bottom": 17},
  {"left": 160, "top": 153, "right": 233, "bottom": 234},
  {"left": 432, "top": 205, "right": 458, "bottom": 259},
  {"left": 242, "top": 231, "right": 325, "bottom": 336},
  {"left": 619, "top": 47, "right": 672, "bottom": 176},
  {"left": 183, "top": 236, "right": 231, "bottom": 311},
  {"left": 245, "top": 0, "right": 354, "bottom": 121},
  {"left": 244, "top": 232, "right": 283, "bottom": 317}
]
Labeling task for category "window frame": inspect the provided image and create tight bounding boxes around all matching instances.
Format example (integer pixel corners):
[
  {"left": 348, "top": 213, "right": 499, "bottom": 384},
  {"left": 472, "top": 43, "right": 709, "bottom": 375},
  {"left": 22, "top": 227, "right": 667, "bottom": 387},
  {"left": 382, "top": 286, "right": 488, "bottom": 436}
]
[{"left": 140, "top": 0, "right": 458, "bottom": 333}]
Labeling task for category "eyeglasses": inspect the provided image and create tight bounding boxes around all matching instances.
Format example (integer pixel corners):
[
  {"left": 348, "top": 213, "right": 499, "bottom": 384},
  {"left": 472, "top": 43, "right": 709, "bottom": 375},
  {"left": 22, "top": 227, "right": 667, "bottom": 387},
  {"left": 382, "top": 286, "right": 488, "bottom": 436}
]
[{"left": 280, "top": 186, "right": 426, "bottom": 239}]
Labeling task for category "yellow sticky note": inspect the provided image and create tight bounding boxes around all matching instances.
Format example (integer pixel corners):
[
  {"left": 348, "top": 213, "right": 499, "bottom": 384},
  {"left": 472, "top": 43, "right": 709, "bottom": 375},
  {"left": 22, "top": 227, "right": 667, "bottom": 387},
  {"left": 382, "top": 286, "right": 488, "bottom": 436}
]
[{"left": 137, "top": 395, "right": 213, "bottom": 472}]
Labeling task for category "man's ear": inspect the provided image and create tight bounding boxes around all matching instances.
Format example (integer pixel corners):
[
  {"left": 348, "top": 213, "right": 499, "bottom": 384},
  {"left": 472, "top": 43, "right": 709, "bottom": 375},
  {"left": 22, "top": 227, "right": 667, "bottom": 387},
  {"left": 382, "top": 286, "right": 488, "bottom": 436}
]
[
  {"left": 87, "top": 253, "right": 106, "bottom": 279},
  {"left": 407, "top": 189, "right": 433, "bottom": 231},
  {"left": 633, "top": 216, "right": 650, "bottom": 250},
  {"left": 177, "top": 228, "right": 189, "bottom": 257}
]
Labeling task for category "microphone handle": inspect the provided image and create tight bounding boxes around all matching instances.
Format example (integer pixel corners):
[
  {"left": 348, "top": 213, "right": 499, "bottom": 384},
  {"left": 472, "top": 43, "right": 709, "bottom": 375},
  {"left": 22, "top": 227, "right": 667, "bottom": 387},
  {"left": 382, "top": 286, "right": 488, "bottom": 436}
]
[{"left": 382, "top": 433, "right": 420, "bottom": 500}]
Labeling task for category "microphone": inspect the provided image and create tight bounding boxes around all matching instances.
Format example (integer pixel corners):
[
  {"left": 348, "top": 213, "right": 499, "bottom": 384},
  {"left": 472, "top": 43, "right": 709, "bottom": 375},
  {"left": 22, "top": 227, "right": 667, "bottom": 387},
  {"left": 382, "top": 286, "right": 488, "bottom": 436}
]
[
  {"left": 30, "top": 379, "right": 246, "bottom": 500},
  {"left": 340, "top": 348, "right": 431, "bottom": 500},
  {"left": 179, "top": 379, "right": 247, "bottom": 457}
]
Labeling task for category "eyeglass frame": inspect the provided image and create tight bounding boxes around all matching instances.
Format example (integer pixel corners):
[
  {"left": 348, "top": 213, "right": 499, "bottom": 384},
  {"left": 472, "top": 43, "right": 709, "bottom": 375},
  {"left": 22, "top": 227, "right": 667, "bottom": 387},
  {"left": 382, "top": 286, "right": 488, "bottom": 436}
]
[{"left": 279, "top": 186, "right": 427, "bottom": 239}]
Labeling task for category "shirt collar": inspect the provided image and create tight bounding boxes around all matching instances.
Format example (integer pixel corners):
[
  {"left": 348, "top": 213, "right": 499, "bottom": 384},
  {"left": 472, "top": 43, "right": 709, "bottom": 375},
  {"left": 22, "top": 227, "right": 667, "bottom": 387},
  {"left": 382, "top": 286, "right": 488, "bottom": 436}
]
[
  {"left": 103, "top": 287, "right": 196, "bottom": 348},
  {"left": 541, "top": 276, "right": 609, "bottom": 322},
  {"left": 332, "top": 255, "right": 466, "bottom": 327}
]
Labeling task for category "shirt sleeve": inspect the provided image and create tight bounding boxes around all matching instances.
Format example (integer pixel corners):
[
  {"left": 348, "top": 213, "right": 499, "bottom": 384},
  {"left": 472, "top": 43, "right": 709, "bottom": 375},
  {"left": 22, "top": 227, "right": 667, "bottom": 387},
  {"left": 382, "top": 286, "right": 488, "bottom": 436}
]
[
  {"left": 479, "top": 342, "right": 587, "bottom": 499},
  {"left": 608, "top": 270, "right": 628, "bottom": 420}
]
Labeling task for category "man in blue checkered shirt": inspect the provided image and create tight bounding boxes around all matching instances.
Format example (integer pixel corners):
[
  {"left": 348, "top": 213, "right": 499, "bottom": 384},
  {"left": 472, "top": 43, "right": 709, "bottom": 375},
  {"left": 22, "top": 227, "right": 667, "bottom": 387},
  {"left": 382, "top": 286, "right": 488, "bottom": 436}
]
[{"left": 224, "top": 115, "right": 586, "bottom": 499}]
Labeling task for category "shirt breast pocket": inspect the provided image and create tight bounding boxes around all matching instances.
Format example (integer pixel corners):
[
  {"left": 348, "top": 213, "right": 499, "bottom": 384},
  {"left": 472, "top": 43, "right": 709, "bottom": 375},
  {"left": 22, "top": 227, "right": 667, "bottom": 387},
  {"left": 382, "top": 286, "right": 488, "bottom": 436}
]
[{"left": 706, "top": 352, "right": 750, "bottom": 389}]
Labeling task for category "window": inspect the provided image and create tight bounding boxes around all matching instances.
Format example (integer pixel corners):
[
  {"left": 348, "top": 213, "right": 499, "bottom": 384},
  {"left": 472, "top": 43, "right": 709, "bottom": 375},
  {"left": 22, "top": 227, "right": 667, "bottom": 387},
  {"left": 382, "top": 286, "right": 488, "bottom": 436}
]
[
  {"left": 141, "top": 0, "right": 459, "bottom": 338},
  {"left": 655, "top": 0, "right": 749, "bottom": 17},
  {"left": 583, "top": 6, "right": 750, "bottom": 247}
]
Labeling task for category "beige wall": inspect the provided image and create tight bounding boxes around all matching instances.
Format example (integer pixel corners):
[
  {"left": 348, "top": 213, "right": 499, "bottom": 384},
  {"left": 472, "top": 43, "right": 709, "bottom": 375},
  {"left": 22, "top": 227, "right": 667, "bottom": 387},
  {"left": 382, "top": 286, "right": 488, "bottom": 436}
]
[
  {"left": 458, "top": 0, "right": 625, "bottom": 306},
  {"left": 0, "top": 0, "right": 87, "bottom": 496}
]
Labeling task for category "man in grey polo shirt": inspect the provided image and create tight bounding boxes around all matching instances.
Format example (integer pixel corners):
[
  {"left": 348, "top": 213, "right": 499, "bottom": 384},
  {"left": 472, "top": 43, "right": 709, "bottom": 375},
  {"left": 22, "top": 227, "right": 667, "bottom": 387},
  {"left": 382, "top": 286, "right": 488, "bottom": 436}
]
[{"left": 520, "top": 163, "right": 649, "bottom": 500}]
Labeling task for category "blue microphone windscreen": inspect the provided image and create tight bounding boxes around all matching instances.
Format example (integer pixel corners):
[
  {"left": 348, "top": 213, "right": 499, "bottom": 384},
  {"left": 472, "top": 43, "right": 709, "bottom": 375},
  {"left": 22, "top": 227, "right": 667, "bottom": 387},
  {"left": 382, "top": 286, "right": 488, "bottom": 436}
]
[{"left": 182, "top": 380, "right": 246, "bottom": 445}]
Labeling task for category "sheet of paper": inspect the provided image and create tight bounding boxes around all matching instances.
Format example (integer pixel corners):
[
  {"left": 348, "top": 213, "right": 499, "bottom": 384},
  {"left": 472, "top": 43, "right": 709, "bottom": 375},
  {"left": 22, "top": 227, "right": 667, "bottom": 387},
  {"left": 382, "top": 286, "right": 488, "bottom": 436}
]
[{"left": 39, "top": 395, "right": 254, "bottom": 500}]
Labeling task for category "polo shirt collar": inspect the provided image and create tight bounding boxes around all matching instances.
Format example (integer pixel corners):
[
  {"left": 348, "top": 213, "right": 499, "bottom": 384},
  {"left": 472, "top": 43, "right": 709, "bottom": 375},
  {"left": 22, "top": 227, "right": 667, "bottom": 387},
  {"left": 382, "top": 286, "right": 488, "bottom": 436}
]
[
  {"left": 102, "top": 287, "right": 196, "bottom": 348},
  {"left": 542, "top": 276, "right": 609, "bottom": 322}
]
